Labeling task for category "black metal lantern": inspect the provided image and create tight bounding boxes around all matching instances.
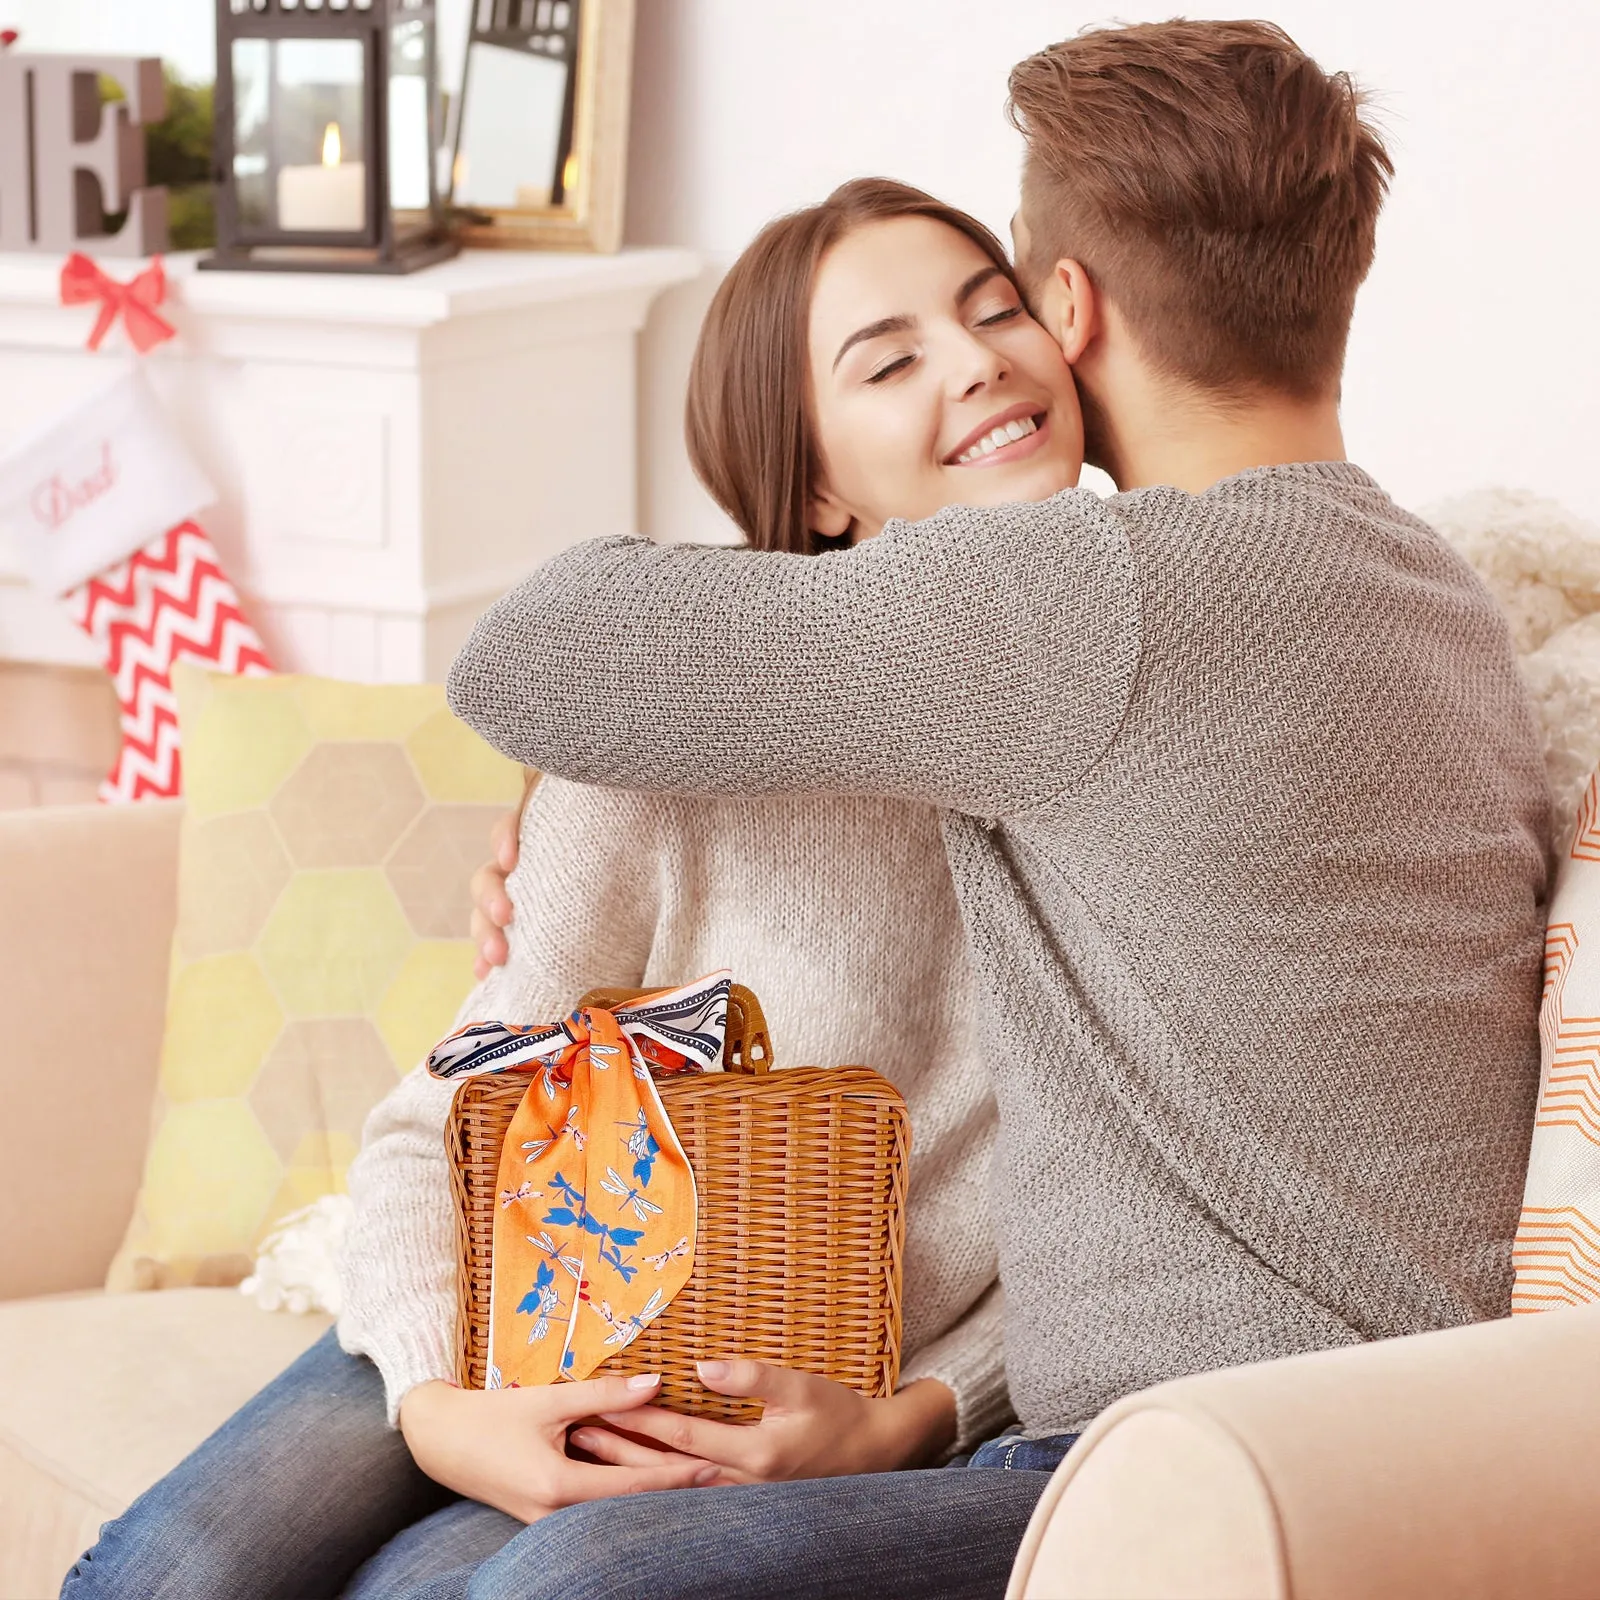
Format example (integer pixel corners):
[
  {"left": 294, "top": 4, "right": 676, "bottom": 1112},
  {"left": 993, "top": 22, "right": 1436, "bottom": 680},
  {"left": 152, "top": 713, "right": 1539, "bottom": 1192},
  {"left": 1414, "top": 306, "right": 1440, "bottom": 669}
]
[{"left": 201, "top": 0, "right": 458, "bottom": 274}]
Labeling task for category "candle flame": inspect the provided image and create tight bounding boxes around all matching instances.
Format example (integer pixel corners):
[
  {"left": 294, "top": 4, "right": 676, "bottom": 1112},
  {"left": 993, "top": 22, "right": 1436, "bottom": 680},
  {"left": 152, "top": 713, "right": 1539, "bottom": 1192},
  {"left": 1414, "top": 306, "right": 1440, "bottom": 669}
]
[
  {"left": 322, "top": 122, "right": 342, "bottom": 167},
  {"left": 562, "top": 151, "right": 577, "bottom": 196}
]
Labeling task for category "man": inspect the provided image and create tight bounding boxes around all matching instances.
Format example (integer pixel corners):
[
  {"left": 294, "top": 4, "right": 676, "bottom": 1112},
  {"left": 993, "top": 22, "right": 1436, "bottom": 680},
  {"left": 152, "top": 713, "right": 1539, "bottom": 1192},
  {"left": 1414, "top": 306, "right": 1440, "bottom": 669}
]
[{"left": 446, "top": 16, "right": 1547, "bottom": 1595}]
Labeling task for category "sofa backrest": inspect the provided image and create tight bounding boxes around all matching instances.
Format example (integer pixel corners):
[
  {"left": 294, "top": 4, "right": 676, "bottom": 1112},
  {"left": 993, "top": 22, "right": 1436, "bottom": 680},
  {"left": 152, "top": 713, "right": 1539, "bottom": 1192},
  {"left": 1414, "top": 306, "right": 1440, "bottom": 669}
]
[{"left": 0, "top": 799, "right": 181, "bottom": 1298}]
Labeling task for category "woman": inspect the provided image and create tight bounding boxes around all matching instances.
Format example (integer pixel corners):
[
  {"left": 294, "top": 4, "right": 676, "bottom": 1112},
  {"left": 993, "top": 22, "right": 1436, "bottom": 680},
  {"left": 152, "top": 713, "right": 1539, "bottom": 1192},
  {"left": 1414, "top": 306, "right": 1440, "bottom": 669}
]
[{"left": 61, "top": 180, "right": 1086, "bottom": 1600}]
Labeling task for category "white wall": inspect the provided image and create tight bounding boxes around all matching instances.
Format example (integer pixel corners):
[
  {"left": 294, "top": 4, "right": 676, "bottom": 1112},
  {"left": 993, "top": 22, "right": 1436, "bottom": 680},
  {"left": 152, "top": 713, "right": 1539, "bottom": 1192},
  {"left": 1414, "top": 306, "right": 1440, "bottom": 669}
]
[
  {"left": 4, "top": 0, "right": 215, "bottom": 83},
  {"left": 12, "top": 0, "right": 1600, "bottom": 540},
  {"left": 625, "top": 0, "right": 1600, "bottom": 541}
]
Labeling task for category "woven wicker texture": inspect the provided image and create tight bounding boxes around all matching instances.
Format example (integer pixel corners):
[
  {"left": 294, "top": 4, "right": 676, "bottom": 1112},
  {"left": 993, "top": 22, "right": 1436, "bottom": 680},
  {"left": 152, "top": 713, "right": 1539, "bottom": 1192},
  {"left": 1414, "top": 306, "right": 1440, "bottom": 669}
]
[{"left": 450, "top": 986, "right": 910, "bottom": 1420}]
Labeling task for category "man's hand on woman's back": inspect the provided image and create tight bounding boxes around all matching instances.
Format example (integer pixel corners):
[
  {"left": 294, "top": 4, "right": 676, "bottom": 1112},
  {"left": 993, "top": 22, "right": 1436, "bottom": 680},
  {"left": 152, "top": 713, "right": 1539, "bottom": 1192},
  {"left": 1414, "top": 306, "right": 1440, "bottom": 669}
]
[{"left": 470, "top": 792, "right": 529, "bottom": 978}]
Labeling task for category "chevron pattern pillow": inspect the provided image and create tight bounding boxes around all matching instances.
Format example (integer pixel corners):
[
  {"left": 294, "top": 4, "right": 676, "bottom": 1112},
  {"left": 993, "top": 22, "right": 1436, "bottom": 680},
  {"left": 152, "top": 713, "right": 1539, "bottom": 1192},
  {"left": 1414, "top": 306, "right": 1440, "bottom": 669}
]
[{"left": 1514, "top": 768, "right": 1600, "bottom": 1311}]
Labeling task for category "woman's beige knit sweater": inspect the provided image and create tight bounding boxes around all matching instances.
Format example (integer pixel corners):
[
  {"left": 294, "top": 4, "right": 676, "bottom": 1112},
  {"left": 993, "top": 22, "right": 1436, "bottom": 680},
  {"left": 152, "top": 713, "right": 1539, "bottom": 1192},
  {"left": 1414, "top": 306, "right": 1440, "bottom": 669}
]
[{"left": 335, "top": 773, "right": 1010, "bottom": 1449}]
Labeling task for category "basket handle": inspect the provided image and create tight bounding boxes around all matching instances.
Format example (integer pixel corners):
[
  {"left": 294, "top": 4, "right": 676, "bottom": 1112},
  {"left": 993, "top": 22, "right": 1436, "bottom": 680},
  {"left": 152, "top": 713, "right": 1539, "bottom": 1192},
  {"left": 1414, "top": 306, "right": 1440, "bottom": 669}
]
[{"left": 577, "top": 982, "right": 774, "bottom": 1075}]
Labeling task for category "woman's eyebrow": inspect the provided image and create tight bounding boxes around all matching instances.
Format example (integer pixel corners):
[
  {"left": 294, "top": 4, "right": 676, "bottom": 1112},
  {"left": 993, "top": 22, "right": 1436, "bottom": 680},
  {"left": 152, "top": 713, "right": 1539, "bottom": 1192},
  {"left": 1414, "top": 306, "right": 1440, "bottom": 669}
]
[
  {"left": 955, "top": 265, "right": 1005, "bottom": 305},
  {"left": 833, "top": 314, "right": 915, "bottom": 372}
]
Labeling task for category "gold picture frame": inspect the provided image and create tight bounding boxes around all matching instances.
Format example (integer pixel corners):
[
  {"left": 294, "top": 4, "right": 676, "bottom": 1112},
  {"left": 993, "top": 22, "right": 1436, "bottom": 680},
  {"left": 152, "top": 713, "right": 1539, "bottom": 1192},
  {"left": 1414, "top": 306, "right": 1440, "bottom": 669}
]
[{"left": 454, "top": 0, "right": 634, "bottom": 254}]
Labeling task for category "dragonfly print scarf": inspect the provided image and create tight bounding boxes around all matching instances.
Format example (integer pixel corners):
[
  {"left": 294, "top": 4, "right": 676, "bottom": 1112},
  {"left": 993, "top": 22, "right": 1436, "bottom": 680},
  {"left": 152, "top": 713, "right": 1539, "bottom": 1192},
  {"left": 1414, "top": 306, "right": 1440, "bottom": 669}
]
[{"left": 427, "top": 971, "right": 730, "bottom": 1388}]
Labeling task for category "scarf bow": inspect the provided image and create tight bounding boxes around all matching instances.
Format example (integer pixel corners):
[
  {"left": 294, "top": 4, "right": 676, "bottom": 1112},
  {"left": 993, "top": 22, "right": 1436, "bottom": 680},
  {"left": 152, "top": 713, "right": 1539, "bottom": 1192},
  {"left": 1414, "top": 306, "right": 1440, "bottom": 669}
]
[
  {"left": 59, "top": 253, "right": 176, "bottom": 354},
  {"left": 428, "top": 970, "right": 730, "bottom": 1388}
]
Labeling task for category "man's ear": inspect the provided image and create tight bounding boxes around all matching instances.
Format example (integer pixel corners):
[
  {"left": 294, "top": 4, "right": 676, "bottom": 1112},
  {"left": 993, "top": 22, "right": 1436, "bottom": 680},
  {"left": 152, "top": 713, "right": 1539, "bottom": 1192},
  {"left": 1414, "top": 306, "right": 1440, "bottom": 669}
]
[
  {"left": 1047, "top": 259, "right": 1098, "bottom": 367},
  {"left": 807, "top": 482, "right": 853, "bottom": 541}
]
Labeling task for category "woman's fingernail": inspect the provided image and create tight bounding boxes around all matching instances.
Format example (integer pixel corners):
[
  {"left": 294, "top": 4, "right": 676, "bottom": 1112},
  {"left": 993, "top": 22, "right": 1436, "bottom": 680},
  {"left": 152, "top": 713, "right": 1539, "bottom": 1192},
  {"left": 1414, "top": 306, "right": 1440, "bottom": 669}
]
[
  {"left": 696, "top": 1360, "right": 730, "bottom": 1382},
  {"left": 627, "top": 1373, "right": 661, "bottom": 1390},
  {"left": 571, "top": 1429, "right": 597, "bottom": 1449},
  {"left": 694, "top": 1465, "right": 719, "bottom": 1486}
]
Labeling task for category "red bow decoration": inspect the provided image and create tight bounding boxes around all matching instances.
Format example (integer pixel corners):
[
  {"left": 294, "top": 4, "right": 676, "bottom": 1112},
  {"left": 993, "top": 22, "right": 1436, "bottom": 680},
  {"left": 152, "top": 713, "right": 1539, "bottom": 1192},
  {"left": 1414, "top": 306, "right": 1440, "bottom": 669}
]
[{"left": 59, "top": 254, "right": 177, "bottom": 354}]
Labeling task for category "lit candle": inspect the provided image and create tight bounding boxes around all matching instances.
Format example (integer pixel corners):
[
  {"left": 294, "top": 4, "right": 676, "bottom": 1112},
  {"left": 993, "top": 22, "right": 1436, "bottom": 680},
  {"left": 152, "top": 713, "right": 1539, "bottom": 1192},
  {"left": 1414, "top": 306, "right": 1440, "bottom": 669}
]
[{"left": 277, "top": 121, "right": 366, "bottom": 232}]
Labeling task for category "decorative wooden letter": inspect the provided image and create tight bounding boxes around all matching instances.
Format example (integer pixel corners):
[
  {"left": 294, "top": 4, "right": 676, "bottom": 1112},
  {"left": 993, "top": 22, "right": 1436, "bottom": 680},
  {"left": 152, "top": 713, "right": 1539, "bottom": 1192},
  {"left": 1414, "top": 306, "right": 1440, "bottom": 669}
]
[{"left": 0, "top": 54, "right": 168, "bottom": 256}]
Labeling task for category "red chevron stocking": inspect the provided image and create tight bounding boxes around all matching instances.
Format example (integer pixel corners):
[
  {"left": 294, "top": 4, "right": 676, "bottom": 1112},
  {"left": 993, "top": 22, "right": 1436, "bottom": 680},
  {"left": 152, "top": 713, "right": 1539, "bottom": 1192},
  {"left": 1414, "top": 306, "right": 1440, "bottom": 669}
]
[
  {"left": 0, "top": 370, "right": 273, "bottom": 801},
  {"left": 65, "top": 519, "right": 272, "bottom": 800}
]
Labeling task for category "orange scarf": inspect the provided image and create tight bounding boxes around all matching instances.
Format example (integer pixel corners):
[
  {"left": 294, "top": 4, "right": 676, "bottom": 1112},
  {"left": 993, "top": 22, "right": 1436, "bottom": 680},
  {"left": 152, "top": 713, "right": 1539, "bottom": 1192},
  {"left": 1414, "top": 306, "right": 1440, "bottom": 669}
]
[{"left": 427, "top": 972, "right": 729, "bottom": 1387}]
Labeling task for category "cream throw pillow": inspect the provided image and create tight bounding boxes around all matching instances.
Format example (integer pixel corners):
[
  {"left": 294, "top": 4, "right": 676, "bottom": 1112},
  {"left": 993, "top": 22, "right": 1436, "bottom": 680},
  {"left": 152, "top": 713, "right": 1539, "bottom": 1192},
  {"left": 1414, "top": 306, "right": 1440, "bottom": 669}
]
[
  {"left": 1514, "top": 768, "right": 1600, "bottom": 1311},
  {"left": 107, "top": 664, "right": 524, "bottom": 1292}
]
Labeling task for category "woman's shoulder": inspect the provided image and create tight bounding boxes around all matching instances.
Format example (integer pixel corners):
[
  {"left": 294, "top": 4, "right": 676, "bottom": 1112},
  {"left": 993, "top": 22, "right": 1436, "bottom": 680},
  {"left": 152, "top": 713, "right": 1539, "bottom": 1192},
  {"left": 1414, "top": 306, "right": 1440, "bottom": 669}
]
[
  {"left": 664, "top": 793, "right": 950, "bottom": 892},
  {"left": 521, "top": 774, "right": 943, "bottom": 853},
  {"left": 519, "top": 771, "right": 661, "bottom": 831}
]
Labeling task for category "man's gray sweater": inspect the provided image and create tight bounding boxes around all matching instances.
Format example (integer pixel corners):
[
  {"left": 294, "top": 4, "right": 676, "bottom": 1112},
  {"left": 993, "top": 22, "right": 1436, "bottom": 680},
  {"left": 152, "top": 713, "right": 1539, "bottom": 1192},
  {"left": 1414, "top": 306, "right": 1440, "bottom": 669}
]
[{"left": 446, "top": 463, "right": 1550, "bottom": 1436}]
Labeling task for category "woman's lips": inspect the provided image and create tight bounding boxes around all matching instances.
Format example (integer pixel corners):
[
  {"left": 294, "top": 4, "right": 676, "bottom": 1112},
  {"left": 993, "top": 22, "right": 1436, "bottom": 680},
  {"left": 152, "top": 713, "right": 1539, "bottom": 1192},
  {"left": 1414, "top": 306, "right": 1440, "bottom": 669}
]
[{"left": 949, "top": 412, "right": 1052, "bottom": 469}]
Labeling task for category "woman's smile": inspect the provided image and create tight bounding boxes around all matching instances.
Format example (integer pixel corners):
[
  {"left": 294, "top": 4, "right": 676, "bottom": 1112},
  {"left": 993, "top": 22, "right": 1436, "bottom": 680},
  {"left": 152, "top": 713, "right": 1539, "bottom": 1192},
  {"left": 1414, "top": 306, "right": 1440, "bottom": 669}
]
[{"left": 944, "top": 404, "right": 1052, "bottom": 468}]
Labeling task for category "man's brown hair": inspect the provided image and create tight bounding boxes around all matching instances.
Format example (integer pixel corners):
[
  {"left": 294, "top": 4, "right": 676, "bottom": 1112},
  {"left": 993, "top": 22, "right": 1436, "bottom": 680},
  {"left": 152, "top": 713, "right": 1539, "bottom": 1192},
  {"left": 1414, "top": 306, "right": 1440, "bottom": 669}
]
[
  {"left": 686, "top": 178, "right": 1017, "bottom": 555},
  {"left": 1008, "top": 19, "right": 1392, "bottom": 398}
]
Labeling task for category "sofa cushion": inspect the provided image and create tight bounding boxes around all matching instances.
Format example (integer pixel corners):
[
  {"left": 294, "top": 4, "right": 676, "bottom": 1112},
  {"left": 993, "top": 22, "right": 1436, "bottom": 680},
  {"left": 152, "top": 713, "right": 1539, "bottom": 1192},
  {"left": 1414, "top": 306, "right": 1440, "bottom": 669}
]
[
  {"left": 106, "top": 665, "right": 525, "bottom": 1292},
  {"left": 0, "top": 1288, "right": 328, "bottom": 1599}
]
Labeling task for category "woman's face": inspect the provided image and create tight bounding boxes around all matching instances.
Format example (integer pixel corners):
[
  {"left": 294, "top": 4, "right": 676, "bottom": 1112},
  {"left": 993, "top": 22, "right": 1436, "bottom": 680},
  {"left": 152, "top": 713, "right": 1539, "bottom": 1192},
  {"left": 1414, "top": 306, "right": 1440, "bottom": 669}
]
[{"left": 806, "top": 215, "right": 1083, "bottom": 543}]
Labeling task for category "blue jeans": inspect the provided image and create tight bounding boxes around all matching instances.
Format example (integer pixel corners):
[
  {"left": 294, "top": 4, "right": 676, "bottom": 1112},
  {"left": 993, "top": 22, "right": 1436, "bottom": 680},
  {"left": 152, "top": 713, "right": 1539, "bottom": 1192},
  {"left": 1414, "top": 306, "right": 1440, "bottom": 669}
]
[{"left": 61, "top": 1328, "right": 1076, "bottom": 1600}]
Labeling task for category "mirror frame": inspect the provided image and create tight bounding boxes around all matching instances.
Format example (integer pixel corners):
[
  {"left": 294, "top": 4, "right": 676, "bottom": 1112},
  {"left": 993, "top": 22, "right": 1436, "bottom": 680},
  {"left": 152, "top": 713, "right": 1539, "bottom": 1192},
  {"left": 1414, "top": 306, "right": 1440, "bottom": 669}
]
[{"left": 453, "top": 0, "right": 634, "bottom": 254}]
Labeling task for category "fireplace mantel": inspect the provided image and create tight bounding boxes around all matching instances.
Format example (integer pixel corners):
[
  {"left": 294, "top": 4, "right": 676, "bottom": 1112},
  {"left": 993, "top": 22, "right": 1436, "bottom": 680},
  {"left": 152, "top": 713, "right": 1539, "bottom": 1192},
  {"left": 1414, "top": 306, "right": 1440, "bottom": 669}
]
[{"left": 0, "top": 246, "right": 699, "bottom": 680}]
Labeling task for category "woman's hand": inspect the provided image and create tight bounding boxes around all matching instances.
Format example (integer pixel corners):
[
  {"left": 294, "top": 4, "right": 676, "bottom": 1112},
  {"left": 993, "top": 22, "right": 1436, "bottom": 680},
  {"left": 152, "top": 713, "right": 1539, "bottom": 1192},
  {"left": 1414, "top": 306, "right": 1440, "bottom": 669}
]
[
  {"left": 577, "top": 1361, "right": 958, "bottom": 1485},
  {"left": 399, "top": 1373, "right": 716, "bottom": 1524},
  {"left": 470, "top": 800, "right": 525, "bottom": 979}
]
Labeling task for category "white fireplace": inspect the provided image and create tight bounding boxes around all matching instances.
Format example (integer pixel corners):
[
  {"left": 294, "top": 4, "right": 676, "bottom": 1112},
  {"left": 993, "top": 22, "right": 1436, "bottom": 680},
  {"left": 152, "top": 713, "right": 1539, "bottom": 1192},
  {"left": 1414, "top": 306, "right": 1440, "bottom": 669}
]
[{"left": 0, "top": 246, "right": 698, "bottom": 681}]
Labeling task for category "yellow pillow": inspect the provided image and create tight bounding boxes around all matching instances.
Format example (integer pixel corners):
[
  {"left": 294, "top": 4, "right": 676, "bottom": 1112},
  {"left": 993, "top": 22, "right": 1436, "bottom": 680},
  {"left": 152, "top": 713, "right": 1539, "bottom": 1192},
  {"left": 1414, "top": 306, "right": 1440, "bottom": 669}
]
[{"left": 106, "top": 664, "right": 524, "bottom": 1292}]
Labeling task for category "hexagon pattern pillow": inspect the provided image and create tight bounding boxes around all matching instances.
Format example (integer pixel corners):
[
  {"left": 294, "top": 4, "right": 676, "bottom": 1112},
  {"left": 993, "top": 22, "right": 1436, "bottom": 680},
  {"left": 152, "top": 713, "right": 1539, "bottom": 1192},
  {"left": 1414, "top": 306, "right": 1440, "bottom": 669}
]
[
  {"left": 1514, "top": 768, "right": 1600, "bottom": 1312},
  {"left": 106, "top": 664, "right": 525, "bottom": 1292}
]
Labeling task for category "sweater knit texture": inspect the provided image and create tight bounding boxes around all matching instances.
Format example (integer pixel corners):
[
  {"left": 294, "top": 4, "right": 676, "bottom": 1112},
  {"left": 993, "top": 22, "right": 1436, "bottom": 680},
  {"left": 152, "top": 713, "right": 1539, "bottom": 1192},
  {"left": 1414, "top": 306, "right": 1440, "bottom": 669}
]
[
  {"left": 447, "top": 463, "right": 1552, "bottom": 1437},
  {"left": 336, "top": 775, "right": 1009, "bottom": 1447}
]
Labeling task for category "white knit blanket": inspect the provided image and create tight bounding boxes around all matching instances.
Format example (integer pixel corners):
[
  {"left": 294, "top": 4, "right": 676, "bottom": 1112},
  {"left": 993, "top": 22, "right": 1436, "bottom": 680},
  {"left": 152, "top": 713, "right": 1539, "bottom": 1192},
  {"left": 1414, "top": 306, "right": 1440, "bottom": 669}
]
[
  {"left": 1429, "top": 487, "right": 1600, "bottom": 851},
  {"left": 241, "top": 1196, "right": 351, "bottom": 1315}
]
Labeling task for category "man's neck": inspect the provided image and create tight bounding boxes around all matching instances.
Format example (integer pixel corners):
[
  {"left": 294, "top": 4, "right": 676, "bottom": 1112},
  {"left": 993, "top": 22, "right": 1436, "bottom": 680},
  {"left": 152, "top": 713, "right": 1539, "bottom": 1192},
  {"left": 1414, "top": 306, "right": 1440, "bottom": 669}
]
[{"left": 1089, "top": 377, "right": 1347, "bottom": 495}]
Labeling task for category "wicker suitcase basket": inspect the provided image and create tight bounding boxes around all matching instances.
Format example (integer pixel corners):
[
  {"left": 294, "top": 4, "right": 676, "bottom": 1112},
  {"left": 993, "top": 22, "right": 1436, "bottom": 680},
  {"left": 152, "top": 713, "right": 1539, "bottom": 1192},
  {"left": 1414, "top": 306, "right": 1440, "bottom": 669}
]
[{"left": 449, "top": 984, "right": 912, "bottom": 1421}]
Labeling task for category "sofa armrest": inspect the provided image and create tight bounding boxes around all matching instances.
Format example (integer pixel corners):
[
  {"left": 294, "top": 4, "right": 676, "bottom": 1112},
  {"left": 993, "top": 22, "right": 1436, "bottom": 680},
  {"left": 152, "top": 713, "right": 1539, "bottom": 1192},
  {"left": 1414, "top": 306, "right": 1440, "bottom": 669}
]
[
  {"left": 1008, "top": 1303, "right": 1600, "bottom": 1600},
  {"left": 0, "top": 800, "right": 181, "bottom": 1299}
]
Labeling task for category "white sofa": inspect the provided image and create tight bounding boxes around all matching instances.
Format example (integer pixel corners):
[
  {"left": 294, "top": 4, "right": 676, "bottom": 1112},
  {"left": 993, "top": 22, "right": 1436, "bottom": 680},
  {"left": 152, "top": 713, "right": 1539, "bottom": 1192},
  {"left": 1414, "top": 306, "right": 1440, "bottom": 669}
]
[{"left": 5, "top": 798, "right": 1600, "bottom": 1600}]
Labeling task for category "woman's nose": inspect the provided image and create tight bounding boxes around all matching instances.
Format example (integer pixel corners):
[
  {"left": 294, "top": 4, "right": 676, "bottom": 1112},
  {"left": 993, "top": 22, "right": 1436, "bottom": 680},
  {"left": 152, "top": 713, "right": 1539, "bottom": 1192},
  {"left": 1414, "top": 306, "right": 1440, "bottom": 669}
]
[{"left": 948, "top": 329, "right": 1008, "bottom": 398}]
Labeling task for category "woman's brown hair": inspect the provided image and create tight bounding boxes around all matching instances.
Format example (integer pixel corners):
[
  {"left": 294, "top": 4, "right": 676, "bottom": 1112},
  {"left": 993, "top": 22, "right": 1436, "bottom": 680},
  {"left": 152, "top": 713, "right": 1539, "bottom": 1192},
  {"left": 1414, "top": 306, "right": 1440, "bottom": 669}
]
[{"left": 685, "top": 178, "right": 1017, "bottom": 556}]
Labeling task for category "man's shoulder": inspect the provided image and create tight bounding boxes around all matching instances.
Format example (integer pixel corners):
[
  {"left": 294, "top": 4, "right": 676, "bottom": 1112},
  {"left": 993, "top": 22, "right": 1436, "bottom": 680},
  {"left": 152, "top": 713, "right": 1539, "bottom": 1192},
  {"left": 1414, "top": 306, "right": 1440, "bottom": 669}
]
[{"left": 1100, "top": 461, "right": 1454, "bottom": 565}]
